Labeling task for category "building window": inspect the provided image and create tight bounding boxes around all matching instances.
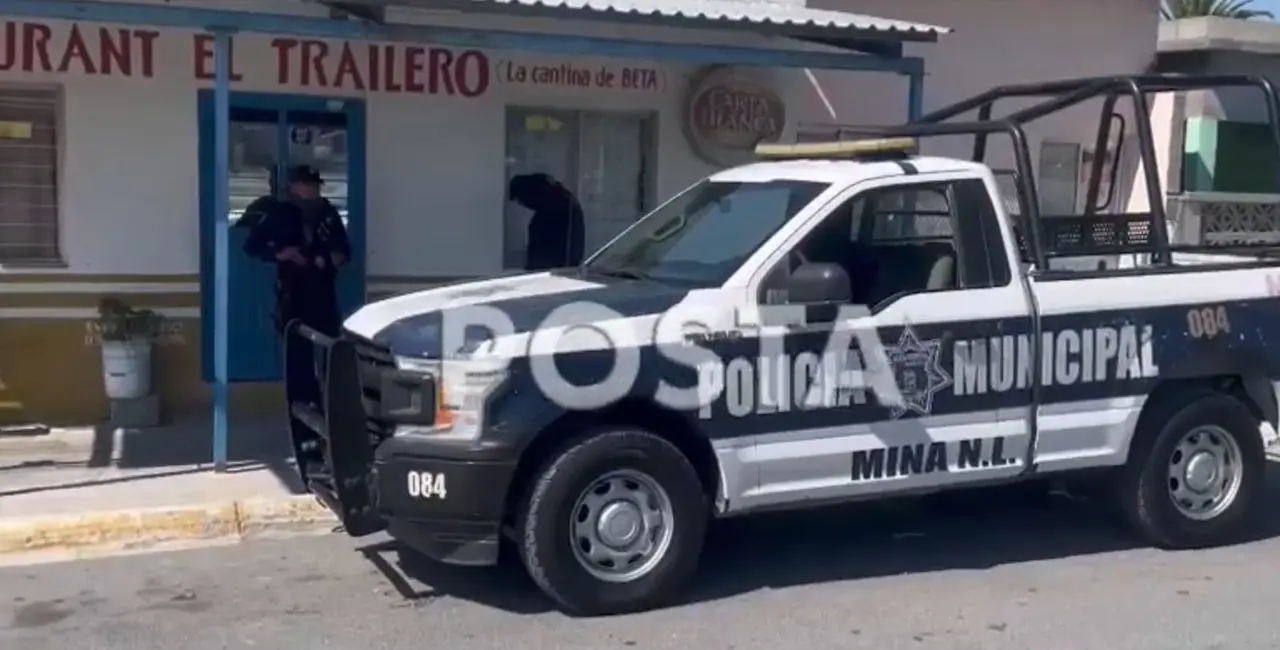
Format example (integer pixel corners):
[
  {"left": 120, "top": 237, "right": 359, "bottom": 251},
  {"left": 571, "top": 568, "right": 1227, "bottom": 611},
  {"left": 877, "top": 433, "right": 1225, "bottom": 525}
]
[
  {"left": 1192, "top": 120, "right": 1279, "bottom": 194},
  {"left": 0, "top": 86, "right": 59, "bottom": 264},
  {"left": 503, "top": 107, "right": 657, "bottom": 269},
  {"left": 1037, "top": 141, "right": 1081, "bottom": 215}
]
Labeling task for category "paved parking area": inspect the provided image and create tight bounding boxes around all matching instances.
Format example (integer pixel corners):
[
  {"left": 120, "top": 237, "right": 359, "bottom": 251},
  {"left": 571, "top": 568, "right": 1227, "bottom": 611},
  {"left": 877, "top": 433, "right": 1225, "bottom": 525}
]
[{"left": 3, "top": 484, "right": 1280, "bottom": 650}]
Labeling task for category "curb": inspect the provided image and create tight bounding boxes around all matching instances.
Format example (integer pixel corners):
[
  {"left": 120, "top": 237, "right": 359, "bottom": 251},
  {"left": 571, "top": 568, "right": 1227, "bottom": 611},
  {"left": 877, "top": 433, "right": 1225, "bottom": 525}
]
[
  {"left": 0, "top": 496, "right": 338, "bottom": 556},
  {"left": 0, "top": 428, "right": 97, "bottom": 460}
]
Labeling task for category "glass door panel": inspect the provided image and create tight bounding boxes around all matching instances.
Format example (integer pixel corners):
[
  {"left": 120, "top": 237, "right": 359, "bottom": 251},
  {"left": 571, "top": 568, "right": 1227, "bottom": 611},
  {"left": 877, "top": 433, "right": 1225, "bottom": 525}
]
[
  {"left": 577, "top": 112, "right": 653, "bottom": 255},
  {"left": 224, "top": 107, "right": 282, "bottom": 381},
  {"left": 503, "top": 108, "right": 579, "bottom": 269},
  {"left": 286, "top": 110, "right": 350, "bottom": 227},
  {"left": 286, "top": 109, "right": 361, "bottom": 320}
]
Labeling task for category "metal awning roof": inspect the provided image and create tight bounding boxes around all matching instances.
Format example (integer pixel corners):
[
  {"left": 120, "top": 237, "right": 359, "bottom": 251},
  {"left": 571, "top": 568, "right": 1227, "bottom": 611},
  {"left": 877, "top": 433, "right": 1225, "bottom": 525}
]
[
  {"left": 455, "top": 0, "right": 946, "bottom": 37},
  {"left": 329, "top": 0, "right": 949, "bottom": 55}
]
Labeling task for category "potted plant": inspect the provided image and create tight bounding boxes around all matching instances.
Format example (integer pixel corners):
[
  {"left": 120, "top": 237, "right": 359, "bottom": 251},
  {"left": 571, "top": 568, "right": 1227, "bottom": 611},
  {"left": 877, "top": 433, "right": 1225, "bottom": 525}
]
[{"left": 96, "top": 297, "right": 163, "bottom": 400}]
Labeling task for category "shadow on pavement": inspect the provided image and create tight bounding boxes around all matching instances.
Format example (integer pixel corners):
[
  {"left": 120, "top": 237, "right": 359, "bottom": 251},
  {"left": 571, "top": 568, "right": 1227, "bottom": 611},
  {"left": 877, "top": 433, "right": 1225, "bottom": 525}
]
[
  {"left": 368, "top": 459, "right": 1280, "bottom": 616},
  {"left": 362, "top": 540, "right": 550, "bottom": 614},
  {"left": 0, "top": 461, "right": 264, "bottom": 498},
  {"left": 0, "top": 416, "right": 305, "bottom": 496},
  {"left": 89, "top": 417, "right": 296, "bottom": 475}
]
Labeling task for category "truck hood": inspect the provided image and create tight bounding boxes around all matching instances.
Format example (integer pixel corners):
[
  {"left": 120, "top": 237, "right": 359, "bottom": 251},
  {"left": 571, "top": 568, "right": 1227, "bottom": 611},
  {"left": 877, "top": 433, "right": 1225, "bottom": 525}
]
[{"left": 344, "top": 269, "right": 696, "bottom": 359}]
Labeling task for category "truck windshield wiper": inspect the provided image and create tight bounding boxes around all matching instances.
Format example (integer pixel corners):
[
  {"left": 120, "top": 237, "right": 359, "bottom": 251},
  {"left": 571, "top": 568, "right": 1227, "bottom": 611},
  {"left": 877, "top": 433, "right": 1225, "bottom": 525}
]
[{"left": 586, "top": 267, "right": 648, "bottom": 280}]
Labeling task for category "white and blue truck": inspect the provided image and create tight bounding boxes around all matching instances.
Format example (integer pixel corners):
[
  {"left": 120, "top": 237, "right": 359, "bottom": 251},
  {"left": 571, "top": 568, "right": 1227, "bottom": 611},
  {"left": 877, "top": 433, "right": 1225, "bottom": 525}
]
[{"left": 287, "top": 74, "right": 1280, "bottom": 616}]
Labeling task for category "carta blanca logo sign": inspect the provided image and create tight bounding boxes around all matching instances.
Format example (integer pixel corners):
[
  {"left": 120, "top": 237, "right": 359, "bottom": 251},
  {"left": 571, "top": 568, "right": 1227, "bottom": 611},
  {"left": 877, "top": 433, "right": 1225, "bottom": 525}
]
[{"left": 434, "top": 302, "right": 907, "bottom": 414}]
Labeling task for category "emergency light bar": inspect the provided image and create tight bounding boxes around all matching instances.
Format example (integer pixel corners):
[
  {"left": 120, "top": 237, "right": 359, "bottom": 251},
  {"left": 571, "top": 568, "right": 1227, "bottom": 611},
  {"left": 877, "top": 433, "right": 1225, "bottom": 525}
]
[{"left": 754, "top": 137, "right": 918, "bottom": 160}]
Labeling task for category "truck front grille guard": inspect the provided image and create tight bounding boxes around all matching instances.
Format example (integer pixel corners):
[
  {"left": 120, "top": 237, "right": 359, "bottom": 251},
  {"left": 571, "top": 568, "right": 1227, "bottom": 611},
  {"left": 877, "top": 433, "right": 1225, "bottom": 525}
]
[{"left": 284, "top": 320, "right": 390, "bottom": 536}]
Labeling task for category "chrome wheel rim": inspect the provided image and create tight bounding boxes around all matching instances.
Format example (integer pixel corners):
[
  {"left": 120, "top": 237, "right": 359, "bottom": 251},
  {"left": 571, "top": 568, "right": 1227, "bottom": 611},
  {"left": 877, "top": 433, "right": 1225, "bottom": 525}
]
[
  {"left": 1167, "top": 425, "right": 1244, "bottom": 521},
  {"left": 569, "top": 469, "right": 675, "bottom": 583}
]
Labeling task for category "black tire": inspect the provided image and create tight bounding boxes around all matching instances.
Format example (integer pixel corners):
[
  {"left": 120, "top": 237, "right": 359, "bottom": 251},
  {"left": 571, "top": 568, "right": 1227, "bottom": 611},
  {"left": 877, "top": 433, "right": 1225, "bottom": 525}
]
[
  {"left": 517, "top": 428, "right": 708, "bottom": 616},
  {"left": 1114, "top": 389, "right": 1266, "bottom": 549}
]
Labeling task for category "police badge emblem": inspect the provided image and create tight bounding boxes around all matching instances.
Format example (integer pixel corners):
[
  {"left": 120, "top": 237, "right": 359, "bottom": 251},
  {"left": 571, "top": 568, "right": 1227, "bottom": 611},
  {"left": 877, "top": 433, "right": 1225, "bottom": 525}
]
[{"left": 884, "top": 325, "right": 953, "bottom": 419}]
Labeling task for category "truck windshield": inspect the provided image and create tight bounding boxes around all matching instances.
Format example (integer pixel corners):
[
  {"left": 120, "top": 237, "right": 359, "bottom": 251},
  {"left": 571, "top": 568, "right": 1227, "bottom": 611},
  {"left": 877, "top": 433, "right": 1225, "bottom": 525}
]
[{"left": 584, "top": 179, "right": 828, "bottom": 286}]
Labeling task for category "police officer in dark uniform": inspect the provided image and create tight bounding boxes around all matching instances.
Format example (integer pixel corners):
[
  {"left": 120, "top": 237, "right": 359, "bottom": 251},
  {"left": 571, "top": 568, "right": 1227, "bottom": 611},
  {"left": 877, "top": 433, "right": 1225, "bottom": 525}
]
[{"left": 240, "top": 165, "right": 350, "bottom": 405}]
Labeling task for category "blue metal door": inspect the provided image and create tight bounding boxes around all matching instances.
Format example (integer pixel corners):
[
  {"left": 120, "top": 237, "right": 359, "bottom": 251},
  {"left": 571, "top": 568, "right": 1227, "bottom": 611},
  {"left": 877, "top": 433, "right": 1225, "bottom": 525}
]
[{"left": 198, "top": 93, "right": 366, "bottom": 382}]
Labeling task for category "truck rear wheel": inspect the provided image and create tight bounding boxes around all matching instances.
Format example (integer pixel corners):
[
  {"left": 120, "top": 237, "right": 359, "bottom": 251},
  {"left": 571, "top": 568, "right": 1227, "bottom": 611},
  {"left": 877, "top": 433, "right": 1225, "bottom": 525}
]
[
  {"left": 517, "top": 428, "right": 708, "bottom": 616},
  {"left": 1115, "top": 390, "right": 1266, "bottom": 549}
]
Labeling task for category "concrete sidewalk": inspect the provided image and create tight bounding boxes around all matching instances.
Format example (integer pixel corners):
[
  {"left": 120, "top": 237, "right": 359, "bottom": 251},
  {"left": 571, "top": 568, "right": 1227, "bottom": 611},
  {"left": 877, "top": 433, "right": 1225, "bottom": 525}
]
[{"left": 0, "top": 418, "right": 338, "bottom": 562}]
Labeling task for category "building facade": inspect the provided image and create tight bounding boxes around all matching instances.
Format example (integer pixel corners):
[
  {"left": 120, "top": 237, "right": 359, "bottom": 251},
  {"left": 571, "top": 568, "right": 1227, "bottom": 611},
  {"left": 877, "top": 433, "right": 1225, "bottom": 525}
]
[
  {"left": 1146, "top": 18, "right": 1280, "bottom": 252},
  {"left": 0, "top": 0, "right": 1159, "bottom": 425}
]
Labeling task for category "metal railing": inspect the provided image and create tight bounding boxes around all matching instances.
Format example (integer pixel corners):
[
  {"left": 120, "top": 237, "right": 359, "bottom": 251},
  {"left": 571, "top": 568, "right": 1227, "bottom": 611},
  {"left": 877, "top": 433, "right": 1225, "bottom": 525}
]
[{"left": 1166, "top": 191, "right": 1280, "bottom": 245}]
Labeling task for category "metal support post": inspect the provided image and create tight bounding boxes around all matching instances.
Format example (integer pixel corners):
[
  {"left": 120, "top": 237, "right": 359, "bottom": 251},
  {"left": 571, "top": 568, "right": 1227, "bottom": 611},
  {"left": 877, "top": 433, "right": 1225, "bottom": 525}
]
[
  {"left": 907, "top": 70, "right": 925, "bottom": 121},
  {"left": 212, "top": 27, "right": 233, "bottom": 472}
]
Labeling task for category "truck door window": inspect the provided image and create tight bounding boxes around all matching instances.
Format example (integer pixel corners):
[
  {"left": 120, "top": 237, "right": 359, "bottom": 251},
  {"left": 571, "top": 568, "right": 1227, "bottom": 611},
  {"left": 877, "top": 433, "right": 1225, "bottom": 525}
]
[
  {"left": 951, "top": 178, "right": 1012, "bottom": 287},
  {"left": 759, "top": 177, "right": 1009, "bottom": 309},
  {"left": 585, "top": 179, "right": 827, "bottom": 287}
]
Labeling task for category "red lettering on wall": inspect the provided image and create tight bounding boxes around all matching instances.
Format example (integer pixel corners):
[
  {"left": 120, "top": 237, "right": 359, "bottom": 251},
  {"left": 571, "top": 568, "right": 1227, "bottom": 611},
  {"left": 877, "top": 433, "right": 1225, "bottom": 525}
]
[
  {"left": 271, "top": 38, "right": 298, "bottom": 85},
  {"left": 24, "top": 23, "right": 52, "bottom": 73},
  {"left": 0, "top": 22, "right": 490, "bottom": 96},
  {"left": 456, "top": 50, "right": 488, "bottom": 98},
  {"left": 300, "top": 39, "right": 329, "bottom": 87},
  {"left": 366, "top": 45, "right": 381, "bottom": 91},
  {"left": 383, "top": 45, "right": 402, "bottom": 93},
  {"left": 428, "top": 47, "right": 454, "bottom": 95},
  {"left": 99, "top": 28, "right": 132, "bottom": 76},
  {"left": 193, "top": 34, "right": 243, "bottom": 81},
  {"left": 265, "top": 39, "right": 488, "bottom": 97},
  {"left": 57, "top": 25, "right": 95, "bottom": 74},
  {"left": 0, "top": 23, "right": 11, "bottom": 70},
  {"left": 501, "top": 61, "right": 660, "bottom": 91},
  {"left": 0, "top": 21, "right": 157, "bottom": 76},
  {"left": 404, "top": 47, "right": 424, "bottom": 93},
  {"left": 135, "top": 30, "right": 157, "bottom": 78},
  {"left": 332, "top": 42, "right": 364, "bottom": 90}
]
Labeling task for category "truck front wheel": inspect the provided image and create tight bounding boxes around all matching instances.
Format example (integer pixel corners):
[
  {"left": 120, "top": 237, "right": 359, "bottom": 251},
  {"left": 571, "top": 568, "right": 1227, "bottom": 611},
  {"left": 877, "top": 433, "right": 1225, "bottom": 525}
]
[
  {"left": 1116, "top": 390, "right": 1266, "bottom": 549},
  {"left": 517, "top": 428, "right": 708, "bottom": 616}
]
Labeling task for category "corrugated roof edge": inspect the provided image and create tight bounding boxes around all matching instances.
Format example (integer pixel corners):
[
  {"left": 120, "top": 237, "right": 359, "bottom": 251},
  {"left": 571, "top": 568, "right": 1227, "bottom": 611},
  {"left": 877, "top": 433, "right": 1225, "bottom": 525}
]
[{"left": 459, "top": 0, "right": 954, "bottom": 36}]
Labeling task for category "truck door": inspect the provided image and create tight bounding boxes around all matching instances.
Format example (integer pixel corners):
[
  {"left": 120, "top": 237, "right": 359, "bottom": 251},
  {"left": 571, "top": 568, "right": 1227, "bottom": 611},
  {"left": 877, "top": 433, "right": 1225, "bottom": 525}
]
[{"left": 731, "top": 171, "right": 1033, "bottom": 511}]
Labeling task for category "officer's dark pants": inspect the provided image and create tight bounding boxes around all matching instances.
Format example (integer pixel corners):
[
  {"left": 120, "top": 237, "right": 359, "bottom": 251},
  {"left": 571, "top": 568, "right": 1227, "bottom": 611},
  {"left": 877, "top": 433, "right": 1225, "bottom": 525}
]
[{"left": 282, "top": 287, "right": 341, "bottom": 408}]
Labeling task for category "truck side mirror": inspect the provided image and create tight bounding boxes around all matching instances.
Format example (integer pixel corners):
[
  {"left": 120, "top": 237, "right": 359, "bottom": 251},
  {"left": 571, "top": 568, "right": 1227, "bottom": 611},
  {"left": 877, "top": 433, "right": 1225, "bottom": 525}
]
[{"left": 786, "top": 263, "right": 852, "bottom": 305}]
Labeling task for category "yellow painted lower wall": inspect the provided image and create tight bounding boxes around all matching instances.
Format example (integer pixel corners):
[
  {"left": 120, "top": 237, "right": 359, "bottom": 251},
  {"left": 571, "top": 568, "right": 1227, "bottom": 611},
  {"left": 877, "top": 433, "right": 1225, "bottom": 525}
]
[
  {"left": 0, "top": 274, "right": 452, "bottom": 426},
  {"left": 0, "top": 317, "right": 285, "bottom": 426}
]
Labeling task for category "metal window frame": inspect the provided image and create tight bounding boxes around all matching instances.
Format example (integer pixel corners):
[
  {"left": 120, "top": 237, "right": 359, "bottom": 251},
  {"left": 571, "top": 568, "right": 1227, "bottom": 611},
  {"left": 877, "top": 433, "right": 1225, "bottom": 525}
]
[
  {"left": 1036, "top": 140, "right": 1082, "bottom": 216},
  {"left": 501, "top": 105, "right": 660, "bottom": 269},
  {"left": 0, "top": 81, "right": 64, "bottom": 266}
]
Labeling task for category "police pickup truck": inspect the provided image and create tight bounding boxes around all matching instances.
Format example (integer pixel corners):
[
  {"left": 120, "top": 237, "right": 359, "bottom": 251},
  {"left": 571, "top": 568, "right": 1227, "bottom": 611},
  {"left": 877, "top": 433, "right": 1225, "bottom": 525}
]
[{"left": 287, "top": 73, "right": 1280, "bottom": 616}]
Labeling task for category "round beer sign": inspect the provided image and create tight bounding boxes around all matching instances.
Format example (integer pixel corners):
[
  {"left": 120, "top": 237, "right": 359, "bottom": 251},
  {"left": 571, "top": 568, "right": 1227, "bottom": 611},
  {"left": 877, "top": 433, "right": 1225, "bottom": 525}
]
[{"left": 685, "top": 66, "right": 786, "bottom": 167}]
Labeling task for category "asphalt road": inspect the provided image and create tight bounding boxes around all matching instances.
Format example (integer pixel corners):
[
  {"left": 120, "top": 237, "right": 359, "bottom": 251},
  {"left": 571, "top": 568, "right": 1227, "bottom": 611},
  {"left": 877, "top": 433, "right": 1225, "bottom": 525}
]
[{"left": 4, "top": 484, "right": 1280, "bottom": 650}]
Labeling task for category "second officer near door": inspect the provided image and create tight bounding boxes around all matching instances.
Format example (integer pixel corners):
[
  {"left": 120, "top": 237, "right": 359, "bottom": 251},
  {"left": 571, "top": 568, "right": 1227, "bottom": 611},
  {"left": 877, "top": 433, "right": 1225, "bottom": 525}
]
[{"left": 508, "top": 172, "right": 586, "bottom": 271}]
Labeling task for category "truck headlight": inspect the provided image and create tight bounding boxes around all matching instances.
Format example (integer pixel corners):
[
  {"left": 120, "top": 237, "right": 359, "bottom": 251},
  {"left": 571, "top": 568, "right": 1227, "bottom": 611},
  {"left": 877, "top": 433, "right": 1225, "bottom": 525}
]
[{"left": 392, "top": 355, "right": 506, "bottom": 438}]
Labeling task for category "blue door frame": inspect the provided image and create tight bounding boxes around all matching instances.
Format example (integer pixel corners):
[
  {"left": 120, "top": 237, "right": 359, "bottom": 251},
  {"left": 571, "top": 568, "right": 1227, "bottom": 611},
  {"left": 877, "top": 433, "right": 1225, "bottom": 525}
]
[{"left": 197, "top": 91, "right": 367, "bottom": 383}]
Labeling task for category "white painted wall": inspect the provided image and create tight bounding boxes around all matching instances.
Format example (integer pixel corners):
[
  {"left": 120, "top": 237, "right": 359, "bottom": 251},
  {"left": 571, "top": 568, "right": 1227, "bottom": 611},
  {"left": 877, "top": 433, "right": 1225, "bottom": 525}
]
[
  {"left": 0, "top": 0, "right": 1159, "bottom": 281},
  {"left": 808, "top": 0, "right": 1159, "bottom": 166}
]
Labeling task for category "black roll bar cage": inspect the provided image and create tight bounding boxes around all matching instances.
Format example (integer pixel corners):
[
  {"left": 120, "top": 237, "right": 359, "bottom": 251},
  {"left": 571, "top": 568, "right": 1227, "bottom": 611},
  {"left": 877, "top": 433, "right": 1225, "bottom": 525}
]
[{"left": 834, "top": 74, "right": 1280, "bottom": 269}]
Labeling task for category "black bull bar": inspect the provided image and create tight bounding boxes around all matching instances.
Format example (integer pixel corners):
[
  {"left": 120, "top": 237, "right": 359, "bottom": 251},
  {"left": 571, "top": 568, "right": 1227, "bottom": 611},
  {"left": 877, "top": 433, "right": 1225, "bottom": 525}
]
[{"left": 283, "top": 319, "right": 437, "bottom": 537}]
